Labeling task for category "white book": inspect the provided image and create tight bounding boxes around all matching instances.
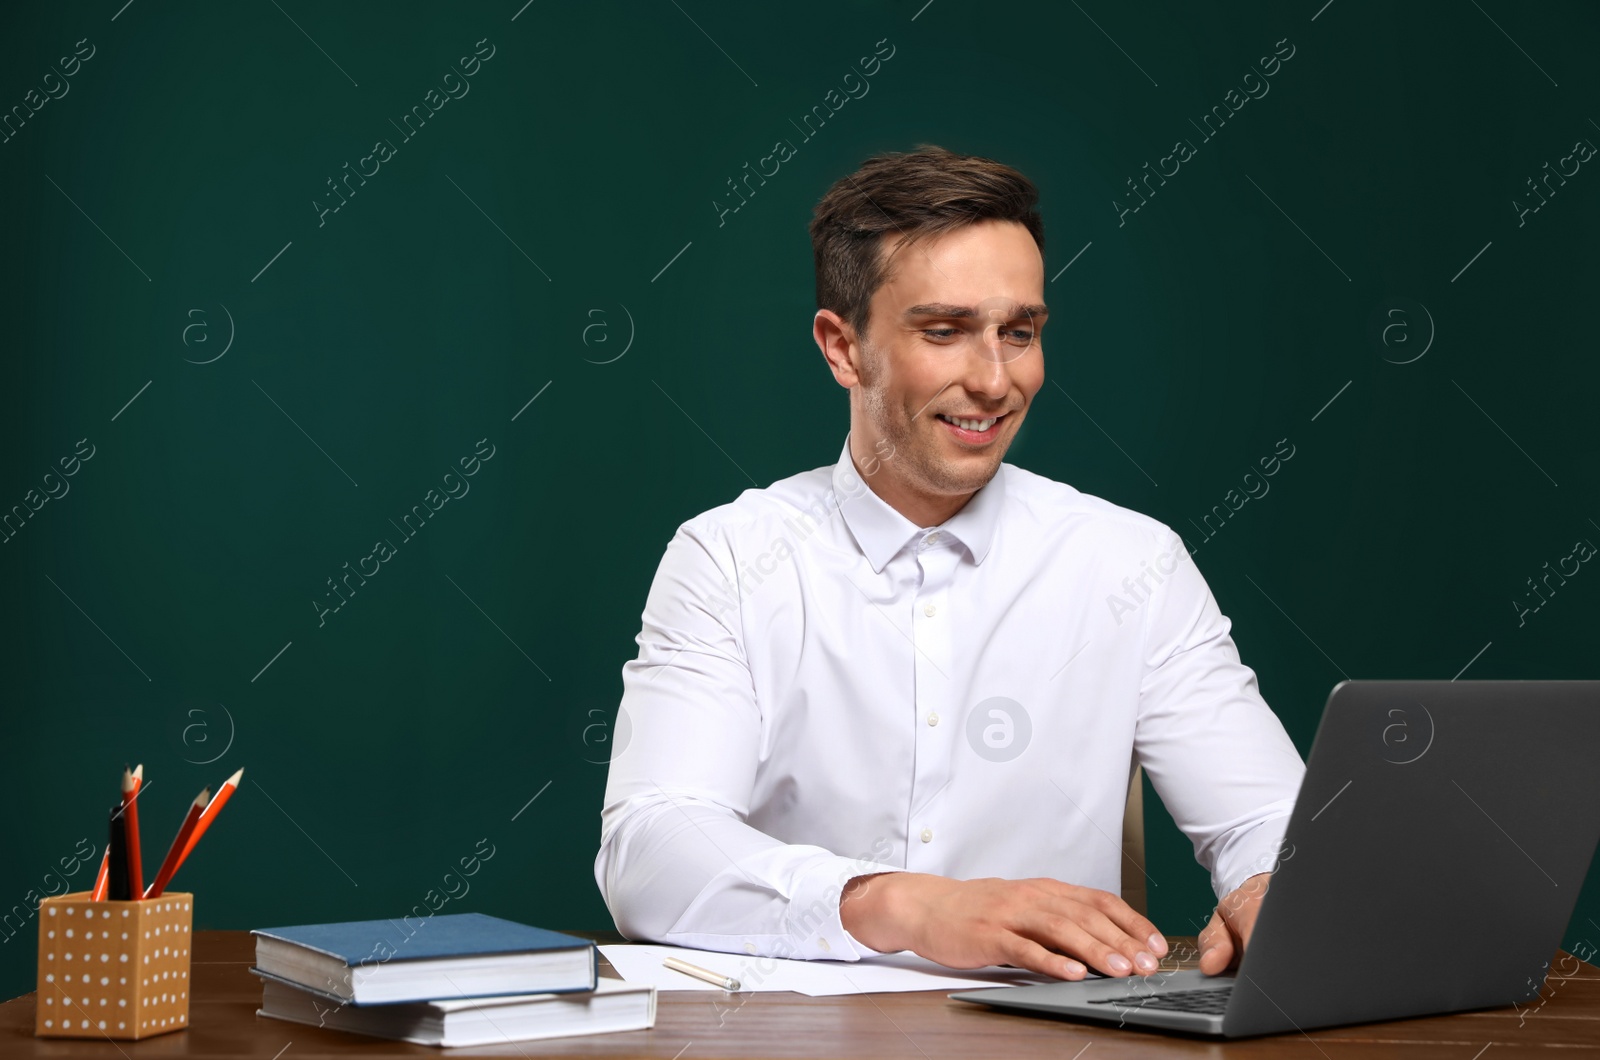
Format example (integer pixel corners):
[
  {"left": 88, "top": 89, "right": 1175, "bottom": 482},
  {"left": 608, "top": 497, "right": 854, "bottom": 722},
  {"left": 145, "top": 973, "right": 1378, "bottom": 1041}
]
[{"left": 257, "top": 976, "right": 656, "bottom": 1048}]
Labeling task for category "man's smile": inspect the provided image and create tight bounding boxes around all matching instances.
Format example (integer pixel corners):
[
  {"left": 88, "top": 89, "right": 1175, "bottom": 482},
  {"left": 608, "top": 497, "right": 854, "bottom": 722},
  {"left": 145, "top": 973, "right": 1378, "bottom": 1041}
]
[{"left": 936, "top": 411, "right": 1008, "bottom": 442}]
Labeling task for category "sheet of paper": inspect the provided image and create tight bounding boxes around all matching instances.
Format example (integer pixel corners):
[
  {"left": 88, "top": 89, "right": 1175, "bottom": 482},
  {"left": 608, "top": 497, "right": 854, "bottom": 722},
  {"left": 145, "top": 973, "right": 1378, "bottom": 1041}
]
[{"left": 599, "top": 943, "right": 1063, "bottom": 997}]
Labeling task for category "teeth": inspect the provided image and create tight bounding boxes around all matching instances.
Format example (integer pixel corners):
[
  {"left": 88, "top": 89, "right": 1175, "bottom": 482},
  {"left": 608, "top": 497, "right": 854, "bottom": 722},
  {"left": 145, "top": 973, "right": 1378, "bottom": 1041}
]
[{"left": 940, "top": 415, "right": 998, "bottom": 432}]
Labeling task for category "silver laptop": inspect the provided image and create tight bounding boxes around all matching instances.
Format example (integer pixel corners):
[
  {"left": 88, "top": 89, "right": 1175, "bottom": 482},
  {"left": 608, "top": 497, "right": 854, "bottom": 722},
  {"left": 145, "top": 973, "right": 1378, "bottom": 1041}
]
[{"left": 951, "top": 679, "right": 1600, "bottom": 1038}]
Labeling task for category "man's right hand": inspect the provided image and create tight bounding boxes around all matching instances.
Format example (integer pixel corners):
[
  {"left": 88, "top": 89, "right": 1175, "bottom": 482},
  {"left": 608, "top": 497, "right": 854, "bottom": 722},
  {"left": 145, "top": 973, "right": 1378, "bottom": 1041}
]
[{"left": 838, "top": 872, "right": 1167, "bottom": 980}]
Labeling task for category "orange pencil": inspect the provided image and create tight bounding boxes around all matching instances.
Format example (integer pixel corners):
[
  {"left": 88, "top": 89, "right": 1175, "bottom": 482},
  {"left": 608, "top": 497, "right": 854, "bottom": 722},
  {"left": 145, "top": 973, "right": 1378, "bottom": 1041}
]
[
  {"left": 157, "top": 767, "right": 243, "bottom": 891},
  {"left": 143, "top": 788, "right": 210, "bottom": 900},
  {"left": 121, "top": 765, "right": 144, "bottom": 900},
  {"left": 90, "top": 847, "right": 110, "bottom": 901}
]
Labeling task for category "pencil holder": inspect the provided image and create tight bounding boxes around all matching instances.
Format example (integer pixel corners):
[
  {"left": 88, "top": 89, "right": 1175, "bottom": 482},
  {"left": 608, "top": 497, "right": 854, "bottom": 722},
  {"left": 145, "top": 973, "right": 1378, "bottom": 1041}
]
[{"left": 34, "top": 890, "right": 194, "bottom": 1040}]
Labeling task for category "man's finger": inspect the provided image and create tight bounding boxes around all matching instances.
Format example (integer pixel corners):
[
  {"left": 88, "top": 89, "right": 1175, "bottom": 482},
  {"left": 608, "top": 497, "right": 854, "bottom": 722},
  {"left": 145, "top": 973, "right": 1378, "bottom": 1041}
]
[
  {"left": 1082, "top": 889, "right": 1169, "bottom": 959},
  {"left": 1197, "top": 908, "right": 1235, "bottom": 976},
  {"left": 1038, "top": 887, "right": 1167, "bottom": 959},
  {"left": 1017, "top": 911, "right": 1139, "bottom": 977},
  {"left": 1001, "top": 934, "right": 1088, "bottom": 981},
  {"left": 1058, "top": 902, "right": 1165, "bottom": 974}
]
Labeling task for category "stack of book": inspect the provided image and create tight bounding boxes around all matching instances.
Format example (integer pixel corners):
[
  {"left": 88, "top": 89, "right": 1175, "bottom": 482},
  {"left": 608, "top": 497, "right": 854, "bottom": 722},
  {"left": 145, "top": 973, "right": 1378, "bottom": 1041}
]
[{"left": 249, "top": 912, "right": 655, "bottom": 1048}]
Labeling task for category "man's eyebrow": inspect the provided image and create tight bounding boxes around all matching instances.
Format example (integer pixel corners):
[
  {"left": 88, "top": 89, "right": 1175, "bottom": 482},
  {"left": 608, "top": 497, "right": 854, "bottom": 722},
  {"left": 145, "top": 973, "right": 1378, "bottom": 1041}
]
[{"left": 903, "top": 302, "right": 1049, "bottom": 320}]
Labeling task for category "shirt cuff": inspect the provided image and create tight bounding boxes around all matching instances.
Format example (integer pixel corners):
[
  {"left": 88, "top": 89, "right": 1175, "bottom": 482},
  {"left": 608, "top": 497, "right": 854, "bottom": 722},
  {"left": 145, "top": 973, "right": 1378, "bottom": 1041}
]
[
  {"left": 784, "top": 857, "right": 904, "bottom": 960},
  {"left": 841, "top": 926, "right": 893, "bottom": 959},
  {"left": 1213, "top": 812, "right": 1294, "bottom": 899}
]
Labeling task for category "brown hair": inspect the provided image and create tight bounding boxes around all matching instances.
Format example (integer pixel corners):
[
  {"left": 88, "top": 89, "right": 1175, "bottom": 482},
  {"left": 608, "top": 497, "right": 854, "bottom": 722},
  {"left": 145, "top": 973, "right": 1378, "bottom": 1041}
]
[{"left": 808, "top": 143, "right": 1045, "bottom": 341}]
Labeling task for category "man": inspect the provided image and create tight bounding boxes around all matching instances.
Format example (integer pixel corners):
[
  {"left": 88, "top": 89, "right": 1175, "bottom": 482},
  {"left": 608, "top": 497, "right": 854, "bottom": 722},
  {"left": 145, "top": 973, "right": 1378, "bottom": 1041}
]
[{"left": 595, "top": 144, "right": 1305, "bottom": 981}]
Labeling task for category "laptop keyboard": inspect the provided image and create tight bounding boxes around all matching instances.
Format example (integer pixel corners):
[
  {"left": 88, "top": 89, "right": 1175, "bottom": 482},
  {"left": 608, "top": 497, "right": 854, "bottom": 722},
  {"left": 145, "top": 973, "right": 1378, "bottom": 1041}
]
[{"left": 1087, "top": 985, "right": 1232, "bottom": 1015}]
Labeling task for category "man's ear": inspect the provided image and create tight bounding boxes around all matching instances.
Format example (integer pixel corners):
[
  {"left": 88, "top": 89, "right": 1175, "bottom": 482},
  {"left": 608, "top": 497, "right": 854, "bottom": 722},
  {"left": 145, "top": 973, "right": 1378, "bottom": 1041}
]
[{"left": 815, "top": 309, "right": 864, "bottom": 389}]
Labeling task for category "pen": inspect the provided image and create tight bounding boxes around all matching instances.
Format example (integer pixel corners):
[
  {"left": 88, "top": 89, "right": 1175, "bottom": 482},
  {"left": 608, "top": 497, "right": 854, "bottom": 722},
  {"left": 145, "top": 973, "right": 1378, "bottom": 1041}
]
[
  {"left": 121, "top": 765, "right": 144, "bottom": 899},
  {"left": 663, "top": 956, "right": 741, "bottom": 991},
  {"left": 143, "top": 787, "right": 209, "bottom": 900}
]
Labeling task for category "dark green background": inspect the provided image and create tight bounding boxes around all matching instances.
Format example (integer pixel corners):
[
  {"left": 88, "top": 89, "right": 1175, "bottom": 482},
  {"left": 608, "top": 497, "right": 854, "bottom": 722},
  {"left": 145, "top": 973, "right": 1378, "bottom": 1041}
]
[{"left": 2, "top": 0, "right": 1596, "bottom": 1003}]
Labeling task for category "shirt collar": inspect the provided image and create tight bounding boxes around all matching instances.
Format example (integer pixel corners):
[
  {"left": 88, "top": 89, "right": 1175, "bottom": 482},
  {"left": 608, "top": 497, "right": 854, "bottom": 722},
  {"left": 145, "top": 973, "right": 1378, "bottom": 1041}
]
[{"left": 830, "top": 433, "right": 1005, "bottom": 574}]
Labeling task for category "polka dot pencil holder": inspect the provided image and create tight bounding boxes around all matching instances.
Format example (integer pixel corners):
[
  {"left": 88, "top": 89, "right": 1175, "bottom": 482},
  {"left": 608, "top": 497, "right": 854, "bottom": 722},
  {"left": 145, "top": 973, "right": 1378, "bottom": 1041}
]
[{"left": 34, "top": 890, "right": 194, "bottom": 1040}]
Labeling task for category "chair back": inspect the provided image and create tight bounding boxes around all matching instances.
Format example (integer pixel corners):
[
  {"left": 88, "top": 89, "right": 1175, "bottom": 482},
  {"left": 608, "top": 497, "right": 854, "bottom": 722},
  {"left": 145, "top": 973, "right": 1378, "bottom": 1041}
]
[{"left": 1119, "top": 763, "right": 1147, "bottom": 917}]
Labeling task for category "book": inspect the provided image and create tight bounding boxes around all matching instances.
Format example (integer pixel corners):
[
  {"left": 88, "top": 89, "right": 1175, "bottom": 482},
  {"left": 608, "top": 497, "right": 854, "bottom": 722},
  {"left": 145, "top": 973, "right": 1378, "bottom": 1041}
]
[
  {"left": 250, "top": 912, "right": 596, "bottom": 1004},
  {"left": 256, "top": 975, "right": 656, "bottom": 1047}
]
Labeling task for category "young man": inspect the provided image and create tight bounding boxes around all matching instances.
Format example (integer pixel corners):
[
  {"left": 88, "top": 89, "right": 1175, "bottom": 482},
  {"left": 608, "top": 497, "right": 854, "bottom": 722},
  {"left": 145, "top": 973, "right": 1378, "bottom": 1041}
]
[{"left": 595, "top": 145, "right": 1305, "bottom": 981}]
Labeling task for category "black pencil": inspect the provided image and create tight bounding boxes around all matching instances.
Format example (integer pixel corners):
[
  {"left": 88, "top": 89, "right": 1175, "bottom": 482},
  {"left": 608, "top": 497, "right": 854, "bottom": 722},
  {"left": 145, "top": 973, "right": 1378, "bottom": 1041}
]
[{"left": 107, "top": 802, "right": 130, "bottom": 901}]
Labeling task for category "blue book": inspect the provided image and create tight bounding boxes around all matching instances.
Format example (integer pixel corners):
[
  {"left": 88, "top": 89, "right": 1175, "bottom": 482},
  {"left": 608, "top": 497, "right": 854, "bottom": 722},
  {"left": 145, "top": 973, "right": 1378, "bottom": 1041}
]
[{"left": 251, "top": 913, "right": 597, "bottom": 1004}]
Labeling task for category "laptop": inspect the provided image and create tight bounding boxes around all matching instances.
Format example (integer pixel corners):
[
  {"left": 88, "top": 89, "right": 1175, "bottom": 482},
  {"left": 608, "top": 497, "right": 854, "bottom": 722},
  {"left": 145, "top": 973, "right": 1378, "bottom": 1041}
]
[{"left": 950, "top": 679, "right": 1600, "bottom": 1038}]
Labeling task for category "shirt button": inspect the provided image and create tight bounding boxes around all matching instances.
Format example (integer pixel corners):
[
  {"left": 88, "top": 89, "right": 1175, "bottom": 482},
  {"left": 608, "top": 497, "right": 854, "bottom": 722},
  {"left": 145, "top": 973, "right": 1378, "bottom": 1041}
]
[
  {"left": 923, "top": 603, "right": 937, "bottom": 617},
  {"left": 926, "top": 532, "right": 941, "bottom": 544},
  {"left": 920, "top": 828, "right": 933, "bottom": 844},
  {"left": 927, "top": 712, "right": 940, "bottom": 726},
  {"left": 817, "top": 938, "right": 831, "bottom": 952}
]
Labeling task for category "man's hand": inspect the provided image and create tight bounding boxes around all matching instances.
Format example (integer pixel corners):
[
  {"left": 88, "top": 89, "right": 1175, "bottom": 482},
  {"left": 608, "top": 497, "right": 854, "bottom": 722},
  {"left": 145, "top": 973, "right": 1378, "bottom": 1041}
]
[
  {"left": 1197, "top": 871, "right": 1272, "bottom": 976},
  {"left": 838, "top": 872, "right": 1168, "bottom": 980}
]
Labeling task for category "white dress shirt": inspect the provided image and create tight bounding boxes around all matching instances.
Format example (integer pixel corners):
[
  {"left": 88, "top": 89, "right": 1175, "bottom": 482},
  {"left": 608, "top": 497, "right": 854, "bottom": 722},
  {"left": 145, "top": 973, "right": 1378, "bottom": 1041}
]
[{"left": 595, "top": 434, "right": 1306, "bottom": 963}]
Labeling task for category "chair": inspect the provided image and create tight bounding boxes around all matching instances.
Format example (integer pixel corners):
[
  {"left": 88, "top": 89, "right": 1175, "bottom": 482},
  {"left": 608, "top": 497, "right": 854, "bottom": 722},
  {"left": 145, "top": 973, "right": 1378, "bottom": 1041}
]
[{"left": 1120, "top": 763, "right": 1148, "bottom": 917}]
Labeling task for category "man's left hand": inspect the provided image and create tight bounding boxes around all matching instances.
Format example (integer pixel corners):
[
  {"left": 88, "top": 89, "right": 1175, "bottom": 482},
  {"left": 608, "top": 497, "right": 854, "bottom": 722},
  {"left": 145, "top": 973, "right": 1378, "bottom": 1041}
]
[{"left": 1198, "top": 871, "right": 1272, "bottom": 976}]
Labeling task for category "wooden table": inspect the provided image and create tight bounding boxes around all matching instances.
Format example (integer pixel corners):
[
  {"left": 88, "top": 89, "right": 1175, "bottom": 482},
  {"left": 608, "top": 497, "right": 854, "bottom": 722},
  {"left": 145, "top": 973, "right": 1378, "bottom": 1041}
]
[{"left": 4, "top": 931, "right": 1599, "bottom": 1057}]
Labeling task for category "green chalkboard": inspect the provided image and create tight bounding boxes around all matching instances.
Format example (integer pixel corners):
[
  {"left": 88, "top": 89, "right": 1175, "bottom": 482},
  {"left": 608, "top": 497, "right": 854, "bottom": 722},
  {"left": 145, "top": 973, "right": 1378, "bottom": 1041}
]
[{"left": 2, "top": 0, "right": 1597, "bottom": 1004}]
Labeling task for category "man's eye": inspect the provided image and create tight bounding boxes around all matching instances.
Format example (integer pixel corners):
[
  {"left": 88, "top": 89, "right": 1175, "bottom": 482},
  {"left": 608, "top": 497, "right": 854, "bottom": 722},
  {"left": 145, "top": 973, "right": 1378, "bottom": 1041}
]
[{"left": 920, "top": 327, "right": 1038, "bottom": 345}]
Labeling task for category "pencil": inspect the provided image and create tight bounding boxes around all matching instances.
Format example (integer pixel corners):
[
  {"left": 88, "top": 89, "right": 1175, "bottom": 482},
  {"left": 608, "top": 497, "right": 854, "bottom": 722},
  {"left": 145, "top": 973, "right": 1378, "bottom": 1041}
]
[
  {"left": 121, "top": 765, "right": 144, "bottom": 900},
  {"left": 663, "top": 956, "right": 741, "bottom": 991},
  {"left": 143, "top": 787, "right": 209, "bottom": 900},
  {"left": 90, "top": 847, "right": 110, "bottom": 901},
  {"left": 164, "top": 767, "right": 242, "bottom": 883},
  {"left": 106, "top": 802, "right": 130, "bottom": 902}
]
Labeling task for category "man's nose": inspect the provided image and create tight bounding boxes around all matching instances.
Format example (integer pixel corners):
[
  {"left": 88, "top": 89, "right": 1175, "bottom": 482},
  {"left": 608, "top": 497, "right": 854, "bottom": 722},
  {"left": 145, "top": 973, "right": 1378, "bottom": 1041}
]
[{"left": 960, "top": 343, "right": 1014, "bottom": 400}]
